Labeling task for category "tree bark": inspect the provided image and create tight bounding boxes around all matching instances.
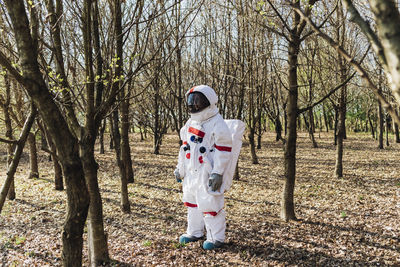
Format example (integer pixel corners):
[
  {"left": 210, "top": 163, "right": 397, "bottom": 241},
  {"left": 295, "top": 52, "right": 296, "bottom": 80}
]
[
  {"left": 113, "top": 0, "right": 131, "bottom": 213},
  {"left": 395, "top": 118, "right": 400, "bottom": 143},
  {"left": 275, "top": 117, "right": 283, "bottom": 141},
  {"left": 82, "top": 1, "right": 110, "bottom": 264},
  {"left": 0, "top": 106, "right": 36, "bottom": 213},
  {"left": 28, "top": 132, "right": 39, "bottom": 179},
  {"left": 0, "top": 71, "right": 16, "bottom": 199},
  {"left": 47, "top": 132, "right": 63, "bottom": 190},
  {"left": 323, "top": 104, "right": 329, "bottom": 132},
  {"left": 80, "top": 142, "right": 109, "bottom": 266},
  {"left": 334, "top": 2, "right": 347, "bottom": 178},
  {"left": 248, "top": 128, "right": 259, "bottom": 164},
  {"left": 281, "top": 36, "right": 299, "bottom": 221},
  {"left": 3, "top": 2, "right": 90, "bottom": 265},
  {"left": 368, "top": 115, "right": 375, "bottom": 139},
  {"left": 308, "top": 110, "right": 318, "bottom": 148},
  {"left": 279, "top": 0, "right": 317, "bottom": 222},
  {"left": 385, "top": 114, "right": 390, "bottom": 147},
  {"left": 378, "top": 102, "right": 384, "bottom": 149},
  {"left": 112, "top": 110, "right": 131, "bottom": 213},
  {"left": 335, "top": 88, "right": 345, "bottom": 178},
  {"left": 121, "top": 96, "right": 134, "bottom": 183},
  {"left": 99, "top": 118, "right": 106, "bottom": 154}
]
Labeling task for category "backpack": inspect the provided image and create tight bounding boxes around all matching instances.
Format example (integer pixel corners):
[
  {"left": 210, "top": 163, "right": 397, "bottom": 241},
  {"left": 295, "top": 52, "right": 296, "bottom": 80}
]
[{"left": 207, "top": 119, "right": 245, "bottom": 195}]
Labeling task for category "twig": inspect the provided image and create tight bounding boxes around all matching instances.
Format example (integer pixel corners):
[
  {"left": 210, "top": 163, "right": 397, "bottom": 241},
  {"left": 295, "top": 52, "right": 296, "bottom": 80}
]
[{"left": 292, "top": 6, "right": 400, "bottom": 126}]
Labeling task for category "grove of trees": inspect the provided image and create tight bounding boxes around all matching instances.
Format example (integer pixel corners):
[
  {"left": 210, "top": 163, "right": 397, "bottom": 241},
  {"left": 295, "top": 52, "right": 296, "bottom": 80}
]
[{"left": 1, "top": 0, "right": 400, "bottom": 266}]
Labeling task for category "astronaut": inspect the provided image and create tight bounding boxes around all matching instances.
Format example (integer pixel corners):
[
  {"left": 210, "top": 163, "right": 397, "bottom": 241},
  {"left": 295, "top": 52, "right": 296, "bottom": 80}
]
[{"left": 174, "top": 85, "right": 233, "bottom": 250}]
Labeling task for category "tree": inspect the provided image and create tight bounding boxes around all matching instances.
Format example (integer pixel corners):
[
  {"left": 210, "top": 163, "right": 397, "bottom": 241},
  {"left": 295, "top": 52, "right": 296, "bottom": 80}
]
[
  {"left": 1, "top": 2, "right": 90, "bottom": 265},
  {"left": 263, "top": 0, "right": 319, "bottom": 221}
]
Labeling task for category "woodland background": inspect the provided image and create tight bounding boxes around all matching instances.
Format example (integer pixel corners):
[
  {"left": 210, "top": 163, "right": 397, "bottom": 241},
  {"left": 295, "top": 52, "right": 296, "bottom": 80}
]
[{"left": 0, "top": 0, "right": 399, "bottom": 266}]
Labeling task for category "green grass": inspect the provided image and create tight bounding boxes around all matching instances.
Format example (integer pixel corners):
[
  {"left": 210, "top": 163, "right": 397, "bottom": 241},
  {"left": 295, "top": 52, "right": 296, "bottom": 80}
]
[{"left": 142, "top": 240, "right": 152, "bottom": 247}]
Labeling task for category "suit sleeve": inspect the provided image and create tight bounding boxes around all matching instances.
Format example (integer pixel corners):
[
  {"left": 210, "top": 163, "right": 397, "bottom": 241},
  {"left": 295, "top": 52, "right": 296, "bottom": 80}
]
[{"left": 211, "top": 119, "right": 233, "bottom": 175}]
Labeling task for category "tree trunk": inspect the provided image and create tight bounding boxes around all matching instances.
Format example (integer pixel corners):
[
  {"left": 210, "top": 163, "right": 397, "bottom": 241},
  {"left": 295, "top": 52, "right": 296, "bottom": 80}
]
[
  {"left": 121, "top": 97, "right": 134, "bottom": 183},
  {"left": 28, "top": 132, "right": 39, "bottom": 179},
  {"left": 53, "top": 153, "right": 63, "bottom": 190},
  {"left": 334, "top": 2, "right": 347, "bottom": 178},
  {"left": 335, "top": 87, "right": 346, "bottom": 178},
  {"left": 385, "top": 114, "right": 390, "bottom": 147},
  {"left": 323, "top": 104, "right": 329, "bottom": 132},
  {"left": 0, "top": 106, "right": 36, "bottom": 213},
  {"left": 112, "top": 0, "right": 130, "bottom": 213},
  {"left": 0, "top": 72, "right": 16, "bottom": 200},
  {"left": 279, "top": 0, "right": 318, "bottom": 221},
  {"left": 368, "top": 115, "right": 375, "bottom": 139},
  {"left": 233, "top": 162, "right": 240, "bottom": 181},
  {"left": 112, "top": 110, "right": 131, "bottom": 213},
  {"left": 80, "top": 142, "right": 109, "bottom": 265},
  {"left": 46, "top": 132, "right": 63, "bottom": 190},
  {"left": 334, "top": 107, "right": 338, "bottom": 145},
  {"left": 308, "top": 110, "right": 318, "bottom": 148},
  {"left": 281, "top": 37, "right": 299, "bottom": 222},
  {"left": 83, "top": 1, "right": 111, "bottom": 264},
  {"left": 109, "top": 117, "right": 114, "bottom": 150},
  {"left": 153, "top": 80, "right": 161, "bottom": 155},
  {"left": 378, "top": 102, "right": 384, "bottom": 149},
  {"left": 256, "top": 101, "right": 263, "bottom": 149},
  {"left": 3, "top": 1, "right": 90, "bottom": 265},
  {"left": 248, "top": 129, "right": 259, "bottom": 164},
  {"left": 99, "top": 118, "right": 106, "bottom": 154},
  {"left": 275, "top": 117, "right": 283, "bottom": 141},
  {"left": 395, "top": 121, "right": 400, "bottom": 143},
  {"left": 61, "top": 160, "right": 90, "bottom": 267}
]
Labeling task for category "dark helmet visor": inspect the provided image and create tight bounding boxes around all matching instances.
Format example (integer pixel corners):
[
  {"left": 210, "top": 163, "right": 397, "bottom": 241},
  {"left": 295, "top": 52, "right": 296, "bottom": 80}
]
[{"left": 187, "top": 92, "right": 210, "bottom": 113}]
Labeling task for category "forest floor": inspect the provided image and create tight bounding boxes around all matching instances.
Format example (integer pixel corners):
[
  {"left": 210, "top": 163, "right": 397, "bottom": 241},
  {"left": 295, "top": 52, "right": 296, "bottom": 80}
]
[{"left": 0, "top": 131, "right": 399, "bottom": 266}]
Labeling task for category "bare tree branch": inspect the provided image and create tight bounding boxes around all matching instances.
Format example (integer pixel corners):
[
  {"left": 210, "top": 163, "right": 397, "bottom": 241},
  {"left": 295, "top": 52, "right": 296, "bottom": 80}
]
[
  {"left": 0, "top": 51, "right": 27, "bottom": 87},
  {"left": 292, "top": 5, "right": 400, "bottom": 125}
]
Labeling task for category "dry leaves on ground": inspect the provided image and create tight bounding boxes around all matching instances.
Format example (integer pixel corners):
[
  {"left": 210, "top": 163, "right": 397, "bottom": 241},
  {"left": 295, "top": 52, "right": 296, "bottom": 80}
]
[{"left": 0, "top": 131, "right": 399, "bottom": 266}]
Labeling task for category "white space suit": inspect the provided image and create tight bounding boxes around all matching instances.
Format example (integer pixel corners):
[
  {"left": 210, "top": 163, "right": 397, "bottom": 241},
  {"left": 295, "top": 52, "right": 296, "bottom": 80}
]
[{"left": 176, "top": 85, "right": 233, "bottom": 248}]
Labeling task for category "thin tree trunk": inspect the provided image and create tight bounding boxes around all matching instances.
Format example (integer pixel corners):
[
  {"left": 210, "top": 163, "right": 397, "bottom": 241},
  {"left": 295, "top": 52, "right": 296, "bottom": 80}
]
[
  {"left": 275, "top": 117, "right": 283, "bottom": 141},
  {"left": 233, "top": 162, "right": 240, "bottom": 180},
  {"left": 378, "top": 102, "right": 384, "bottom": 149},
  {"left": 121, "top": 97, "right": 134, "bottom": 183},
  {"left": 334, "top": 107, "right": 338, "bottom": 145},
  {"left": 112, "top": 110, "right": 131, "bottom": 213},
  {"left": 368, "top": 115, "right": 375, "bottom": 139},
  {"left": 395, "top": 121, "right": 400, "bottom": 143},
  {"left": 0, "top": 106, "right": 36, "bottom": 213},
  {"left": 47, "top": 133, "right": 63, "bottom": 190},
  {"left": 82, "top": 1, "right": 111, "bottom": 264},
  {"left": 0, "top": 72, "right": 16, "bottom": 199},
  {"left": 153, "top": 80, "right": 161, "bottom": 155},
  {"left": 248, "top": 128, "right": 259, "bottom": 164},
  {"left": 385, "top": 114, "right": 390, "bottom": 147},
  {"left": 99, "top": 118, "right": 106, "bottom": 154},
  {"left": 323, "top": 104, "right": 329, "bottom": 132},
  {"left": 109, "top": 117, "right": 114, "bottom": 150},
  {"left": 334, "top": 3, "right": 347, "bottom": 178},
  {"left": 308, "top": 110, "right": 318, "bottom": 148},
  {"left": 335, "top": 88, "right": 345, "bottom": 178},
  {"left": 28, "top": 132, "right": 39, "bottom": 179},
  {"left": 53, "top": 154, "right": 63, "bottom": 190},
  {"left": 257, "top": 102, "right": 263, "bottom": 149},
  {"left": 81, "top": 142, "right": 109, "bottom": 265},
  {"left": 279, "top": 0, "right": 318, "bottom": 222},
  {"left": 281, "top": 37, "right": 299, "bottom": 222}
]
